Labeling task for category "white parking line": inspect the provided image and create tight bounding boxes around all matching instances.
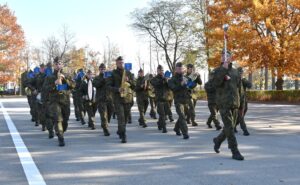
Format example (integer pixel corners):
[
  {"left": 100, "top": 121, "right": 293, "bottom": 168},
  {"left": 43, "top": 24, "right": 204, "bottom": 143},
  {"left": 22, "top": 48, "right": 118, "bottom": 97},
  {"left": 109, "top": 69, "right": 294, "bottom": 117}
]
[{"left": 0, "top": 102, "right": 46, "bottom": 185}]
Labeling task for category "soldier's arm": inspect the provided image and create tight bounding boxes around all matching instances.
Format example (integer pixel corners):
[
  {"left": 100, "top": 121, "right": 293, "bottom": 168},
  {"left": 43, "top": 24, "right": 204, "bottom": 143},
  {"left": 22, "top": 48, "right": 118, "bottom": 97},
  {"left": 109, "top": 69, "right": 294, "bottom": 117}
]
[
  {"left": 168, "top": 78, "right": 185, "bottom": 91},
  {"left": 64, "top": 77, "right": 75, "bottom": 90},
  {"left": 150, "top": 77, "right": 164, "bottom": 88},
  {"left": 93, "top": 76, "right": 105, "bottom": 88},
  {"left": 107, "top": 73, "right": 119, "bottom": 93},
  {"left": 242, "top": 78, "right": 252, "bottom": 89},
  {"left": 196, "top": 75, "right": 202, "bottom": 85}
]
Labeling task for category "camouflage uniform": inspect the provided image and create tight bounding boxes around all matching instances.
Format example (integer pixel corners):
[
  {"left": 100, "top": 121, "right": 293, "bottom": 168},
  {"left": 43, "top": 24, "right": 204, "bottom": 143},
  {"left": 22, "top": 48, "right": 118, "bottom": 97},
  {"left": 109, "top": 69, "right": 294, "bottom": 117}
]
[
  {"left": 80, "top": 76, "right": 97, "bottom": 129},
  {"left": 43, "top": 67, "right": 75, "bottom": 146},
  {"left": 168, "top": 71, "right": 191, "bottom": 139},
  {"left": 107, "top": 65, "right": 135, "bottom": 143},
  {"left": 185, "top": 72, "right": 202, "bottom": 126},
  {"left": 135, "top": 75, "right": 149, "bottom": 127},
  {"left": 148, "top": 80, "right": 157, "bottom": 119},
  {"left": 75, "top": 70, "right": 86, "bottom": 125},
  {"left": 235, "top": 76, "right": 252, "bottom": 136},
  {"left": 204, "top": 79, "right": 222, "bottom": 130},
  {"left": 93, "top": 70, "right": 113, "bottom": 136},
  {"left": 212, "top": 62, "right": 244, "bottom": 160},
  {"left": 150, "top": 73, "right": 169, "bottom": 133},
  {"left": 166, "top": 89, "right": 174, "bottom": 122},
  {"left": 25, "top": 70, "right": 39, "bottom": 126}
]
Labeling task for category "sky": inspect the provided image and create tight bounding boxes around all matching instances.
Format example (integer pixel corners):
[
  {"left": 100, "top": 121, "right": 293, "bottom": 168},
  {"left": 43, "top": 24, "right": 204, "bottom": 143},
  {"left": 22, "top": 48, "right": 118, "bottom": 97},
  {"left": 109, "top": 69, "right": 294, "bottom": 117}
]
[{"left": 1, "top": 0, "right": 153, "bottom": 72}]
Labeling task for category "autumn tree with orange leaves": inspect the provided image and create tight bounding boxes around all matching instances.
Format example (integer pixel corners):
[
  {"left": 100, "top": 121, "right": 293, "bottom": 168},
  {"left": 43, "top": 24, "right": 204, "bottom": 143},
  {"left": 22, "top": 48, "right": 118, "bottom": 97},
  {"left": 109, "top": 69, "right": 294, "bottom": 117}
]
[
  {"left": 207, "top": 0, "right": 300, "bottom": 90},
  {"left": 0, "top": 4, "right": 25, "bottom": 85}
]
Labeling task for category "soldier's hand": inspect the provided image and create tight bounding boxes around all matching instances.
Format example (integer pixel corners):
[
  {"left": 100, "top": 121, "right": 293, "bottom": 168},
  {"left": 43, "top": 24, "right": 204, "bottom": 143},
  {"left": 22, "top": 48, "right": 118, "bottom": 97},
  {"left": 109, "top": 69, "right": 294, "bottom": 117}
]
[
  {"left": 224, "top": 75, "right": 231, "bottom": 81},
  {"left": 55, "top": 79, "right": 62, "bottom": 85}
]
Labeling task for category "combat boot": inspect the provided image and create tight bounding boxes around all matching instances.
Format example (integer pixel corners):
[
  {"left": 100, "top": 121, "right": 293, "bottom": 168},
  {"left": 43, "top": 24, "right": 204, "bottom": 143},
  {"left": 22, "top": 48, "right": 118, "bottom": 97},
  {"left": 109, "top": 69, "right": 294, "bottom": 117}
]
[
  {"left": 183, "top": 134, "right": 190, "bottom": 140},
  {"left": 116, "top": 131, "right": 121, "bottom": 139},
  {"left": 231, "top": 149, "right": 244, "bottom": 161},
  {"left": 42, "top": 125, "right": 46, "bottom": 131},
  {"left": 58, "top": 137, "right": 65, "bottom": 147},
  {"left": 243, "top": 130, "right": 250, "bottom": 136},
  {"left": 213, "top": 137, "right": 221, "bottom": 153},
  {"left": 142, "top": 123, "right": 148, "bottom": 128},
  {"left": 81, "top": 120, "right": 86, "bottom": 125},
  {"left": 207, "top": 122, "right": 213, "bottom": 128},
  {"left": 157, "top": 122, "right": 162, "bottom": 130},
  {"left": 169, "top": 116, "right": 174, "bottom": 122},
  {"left": 173, "top": 128, "right": 181, "bottom": 136},
  {"left": 121, "top": 133, "right": 127, "bottom": 143},
  {"left": 48, "top": 130, "right": 54, "bottom": 139},
  {"left": 103, "top": 128, "right": 110, "bottom": 136},
  {"left": 215, "top": 124, "right": 222, "bottom": 131},
  {"left": 192, "top": 121, "right": 198, "bottom": 127},
  {"left": 162, "top": 126, "right": 168, "bottom": 133},
  {"left": 35, "top": 122, "right": 39, "bottom": 127}
]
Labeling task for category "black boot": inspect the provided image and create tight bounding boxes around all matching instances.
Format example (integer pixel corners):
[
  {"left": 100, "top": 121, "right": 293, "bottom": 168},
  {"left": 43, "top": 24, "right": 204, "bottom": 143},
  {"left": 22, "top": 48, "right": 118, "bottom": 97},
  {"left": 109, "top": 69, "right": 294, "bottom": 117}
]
[
  {"left": 169, "top": 116, "right": 174, "bottom": 122},
  {"left": 213, "top": 137, "right": 221, "bottom": 153},
  {"left": 192, "top": 121, "right": 198, "bottom": 127},
  {"left": 173, "top": 128, "right": 181, "bottom": 136},
  {"left": 58, "top": 137, "right": 65, "bottom": 147},
  {"left": 142, "top": 123, "right": 148, "bottom": 128},
  {"left": 215, "top": 124, "right": 222, "bottom": 130},
  {"left": 234, "top": 127, "right": 238, "bottom": 133},
  {"left": 207, "top": 122, "right": 213, "bottom": 128},
  {"left": 103, "top": 128, "right": 110, "bottom": 136},
  {"left": 162, "top": 126, "right": 168, "bottom": 133},
  {"left": 42, "top": 125, "right": 46, "bottom": 131},
  {"left": 81, "top": 120, "right": 86, "bottom": 125},
  {"left": 183, "top": 134, "right": 190, "bottom": 140},
  {"left": 35, "top": 122, "right": 39, "bottom": 127},
  {"left": 116, "top": 131, "right": 121, "bottom": 139},
  {"left": 48, "top": 130, "right": 54, "bottom": 139},
  {"left": 121, "top": 133, "right": 127, "bottom": 143},
  {"left": 231, "top": 149, "right": 244, "bottom": 161},
  {"left": 157, "top": 122, "right": 162, "bottom": 130},
  {"left": 243, "top": 130, "right": 250, "bottom": 136}
]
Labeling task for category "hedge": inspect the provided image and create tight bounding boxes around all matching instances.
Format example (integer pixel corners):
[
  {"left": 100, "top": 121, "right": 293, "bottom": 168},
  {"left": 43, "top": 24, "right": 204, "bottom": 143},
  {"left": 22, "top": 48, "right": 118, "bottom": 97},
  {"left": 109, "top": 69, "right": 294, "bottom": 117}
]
[{"left": 197, "top": 90, "right": 300, "bottom": 104}]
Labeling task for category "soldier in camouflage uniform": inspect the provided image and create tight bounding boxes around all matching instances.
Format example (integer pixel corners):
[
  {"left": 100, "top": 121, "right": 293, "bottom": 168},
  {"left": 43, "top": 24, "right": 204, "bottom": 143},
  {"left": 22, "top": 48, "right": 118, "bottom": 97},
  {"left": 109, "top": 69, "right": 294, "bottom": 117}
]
[
  {"left": 150, "top": 65, "right": 169, "bottom": 133},
  {"left": 212, "top": 51, "right": 244, "bottom": 160},
  {"left": 235, "top": 67, "right": 252, "bottom": 136},
  {"left": 204, "top": 74, "right": 222, "bottom": 130},
  {"left": 168, "top": 62, "right": 191, "bottom": 139},
  {"left": 185, "top": 64, "right": 202, "bottom": 126},
  {"left": 93, "top": 63, "right": 112, "bottom": 136},
  {"left": 80, "top": 70, "right": 97, "bottom": 130},
  {"left": 148, "top": 74, "right": 157, "bottom": 119},
  {"left": 107, "top": 56, "right": 135, "bottom": 143},
  {"left": 135, "top": 69, "right": 149, "bottom": 128},
  {"left": 166, "top": 89, "right": 174, "bottom": 122},
  {"left": 42, "top": 63, "right": 55, "bottom": 139},
  {"left": 43, "top": 57, "right": 75, "bottom": 146},
  {"left": 75, "top": 69, "right": 86, "bottom": 125},
  {"left": 25, "top": 67, "right": 40, "bottom": 126}
]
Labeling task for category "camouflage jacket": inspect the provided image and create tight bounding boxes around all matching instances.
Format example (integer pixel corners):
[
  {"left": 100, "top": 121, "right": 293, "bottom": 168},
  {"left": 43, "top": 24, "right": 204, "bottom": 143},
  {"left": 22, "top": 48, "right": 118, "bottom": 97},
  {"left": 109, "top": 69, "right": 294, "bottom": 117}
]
[
  {"left": 150, "top": 74, "right": 169, "bottom": 102},
  {"left": 135, "top": 76, "right": 149, "bottom": 100},
  {"left": 204, "top": 79, "right": 217, "bottom": 105},
  {"left": 93, "top": 73, "right": 112, "bottom": 103},
  {"left": 168, "top": 73, "right": 191, "bottom": 104}
]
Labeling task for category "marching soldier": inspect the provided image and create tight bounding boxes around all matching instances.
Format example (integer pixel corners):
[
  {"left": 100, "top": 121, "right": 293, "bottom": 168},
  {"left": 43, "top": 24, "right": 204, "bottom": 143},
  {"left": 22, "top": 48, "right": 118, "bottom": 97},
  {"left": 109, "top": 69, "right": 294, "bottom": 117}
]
[
  {"left": 168, "top": 62, "right": 190, "bottom": 139},
  {"left": 204, "top": 74, "right": 222, "bottom": 130},
  {"left": 185, "top": 64, "right": 202, "bottom": 126},
  {"left": 93, "top": 63, "right": 112, "bottom": 136},
  {"left": 80, "top": 70, "right": 97, "bottom": 130},
  {"left": 150, "top": 65, "right": 169, "bottom": 133},
  {"left": 75, "top": 69, "right": 86, "bottom": 125},
  {"left": 235, "top": 67, "right": 252, "bottom": 136},
  {"left": 25, "top": 66, "right": 40, "bottom": 126},
  {"left": 43, "top": 57, "right": 75, "bottom": 146},
  {"left": 135, "top": 68, "right": 149, "bottom": 128},
  {"left": 212, "top": 51, "right": 244, "bottom": 160},
  {"left": 107, "top": 56, "right": 135, "bottom": 143},
  {"left": 148, "top": 74, "right": 157, "bottom": 119}
]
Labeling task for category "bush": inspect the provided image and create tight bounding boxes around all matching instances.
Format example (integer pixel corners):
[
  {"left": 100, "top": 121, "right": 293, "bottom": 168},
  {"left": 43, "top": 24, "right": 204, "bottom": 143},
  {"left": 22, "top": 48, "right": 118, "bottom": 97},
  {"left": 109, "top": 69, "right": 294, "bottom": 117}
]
[{"left": 197, "top": 90, "right": 300, "bottom": 104}]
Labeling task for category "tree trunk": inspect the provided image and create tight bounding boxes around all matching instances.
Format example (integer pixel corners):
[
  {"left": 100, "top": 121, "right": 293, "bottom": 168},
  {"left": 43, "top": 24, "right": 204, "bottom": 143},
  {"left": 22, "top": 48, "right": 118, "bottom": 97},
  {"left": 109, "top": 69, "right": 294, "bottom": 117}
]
[
  {"left": 295, "top": 74, "right": 299, "bottom": 90},
  {"left": 259, "top": 67, "right": 263, "bottom": 90},
  {"left": 248, "top": 72, "right": 253, "bottom": 85},
  {"left": 275, "top": 70, "right": 284, "bottom": 90},
  {"left": 265, "top": 67, "right": 269, "bottom": 90},
  {"left": 271, "top": 68, "right": 276, "bottom": 90}
]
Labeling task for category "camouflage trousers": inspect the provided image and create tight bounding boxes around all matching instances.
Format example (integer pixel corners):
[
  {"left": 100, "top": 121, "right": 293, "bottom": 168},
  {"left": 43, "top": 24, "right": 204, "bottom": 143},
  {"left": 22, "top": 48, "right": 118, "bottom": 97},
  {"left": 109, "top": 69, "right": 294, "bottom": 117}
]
[
  {"left": 149, "top": 97, "right": 156, "bottom": 118},
  {"left": 84, "top": 100, "right": 97, "bottom": 127},
  {"left": 235, "top": 102, "right": 248, "bottom": 132},
  {"left": 186, "top": 98, "right": 196, "bottom": 123},
  {"left": 157, "top": 101, "right": 168, "bottom": 129},
  {"left": 27, "top": 95, "right": 37, "bottom": 121},
  {"left": 98, "top": 101, "right": 113, "bottom": 130},
  {"left": 207, "top": 103, "right": 221, "bottom": 126},
  {"left": 115, "top": 102, "right": 131, "bottom": 134},
  {"left": 137, "top": 97, "right": 149, "bottom": 124},
  {"left": 78, "top": 97, "right": 86, "bottom": 123},
  {"left": 36, "top": 101, "right": 46, "bottom": 128},
  {"left": 215, "top": 108, "right": 239, "bottom": 150},
  {"left": 49, "top": 98, "right": 70, "bottom": 138},
  {"left": 174, "top": 103, "right": 188, "bottom": 135},
  {"left": 72, "top": 94, "right": 80, "bottom": 120},
  {"left": 166, "top": 100, "right": 173, "bottom": 120}
]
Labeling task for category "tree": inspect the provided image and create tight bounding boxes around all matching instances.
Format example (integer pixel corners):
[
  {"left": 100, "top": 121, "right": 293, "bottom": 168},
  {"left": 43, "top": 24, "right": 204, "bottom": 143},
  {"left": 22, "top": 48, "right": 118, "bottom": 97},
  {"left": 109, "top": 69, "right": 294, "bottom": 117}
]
[
  {"left": 131, "top": 0, "right": 191, "bottom": 72},
  {"left": 207, "top": 0, "right": 300, "bottom": 90},
  {"left": 0, "top": 4, "right": 25, "bottom": 84}
]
